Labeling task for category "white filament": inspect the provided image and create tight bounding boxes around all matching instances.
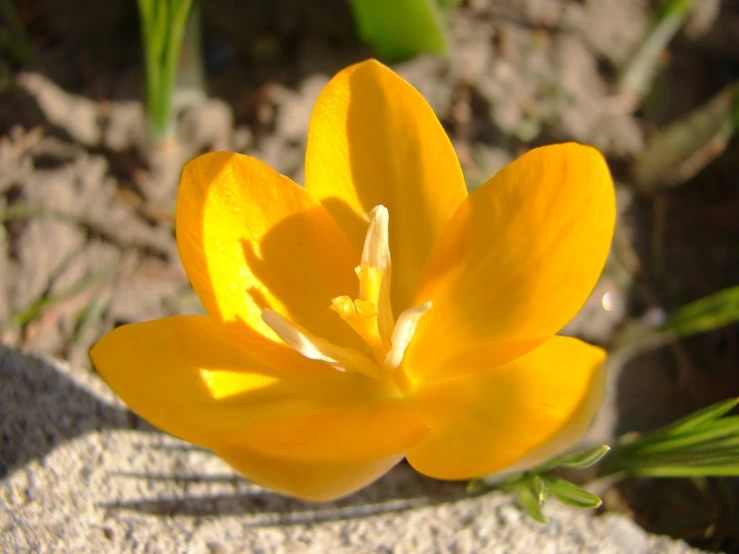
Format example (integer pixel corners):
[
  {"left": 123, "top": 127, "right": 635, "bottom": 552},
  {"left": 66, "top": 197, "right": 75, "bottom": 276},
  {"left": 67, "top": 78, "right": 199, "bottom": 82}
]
[{"left": 384, "top": 302, "right": 432, "bottom": 369}]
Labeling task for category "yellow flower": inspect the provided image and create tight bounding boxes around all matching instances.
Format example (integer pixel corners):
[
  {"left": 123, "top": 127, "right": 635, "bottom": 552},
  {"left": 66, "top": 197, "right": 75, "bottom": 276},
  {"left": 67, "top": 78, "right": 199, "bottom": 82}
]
[{"left": 90, "top": 60, "right": 615, "bottom": 502}]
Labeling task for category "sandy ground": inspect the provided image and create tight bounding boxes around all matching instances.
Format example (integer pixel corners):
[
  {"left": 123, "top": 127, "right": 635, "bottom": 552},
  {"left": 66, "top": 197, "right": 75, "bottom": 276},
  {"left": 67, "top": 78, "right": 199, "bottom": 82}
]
[{"left": 0, "top": 347, "right": 704, "bottom": 553}]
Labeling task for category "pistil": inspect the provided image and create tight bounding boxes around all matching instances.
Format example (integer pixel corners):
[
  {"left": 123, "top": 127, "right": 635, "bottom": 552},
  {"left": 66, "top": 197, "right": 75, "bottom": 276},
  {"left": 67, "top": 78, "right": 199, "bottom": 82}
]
[{"left": 261, "top": 205, "right": 430, "bottom": 389}]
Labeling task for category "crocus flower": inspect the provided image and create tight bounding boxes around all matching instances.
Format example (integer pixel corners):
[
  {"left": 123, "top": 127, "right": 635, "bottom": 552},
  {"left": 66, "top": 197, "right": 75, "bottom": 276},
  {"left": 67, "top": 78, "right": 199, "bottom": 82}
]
[{"left": 90, "top": 60, "right": 615, "bottom": 502}]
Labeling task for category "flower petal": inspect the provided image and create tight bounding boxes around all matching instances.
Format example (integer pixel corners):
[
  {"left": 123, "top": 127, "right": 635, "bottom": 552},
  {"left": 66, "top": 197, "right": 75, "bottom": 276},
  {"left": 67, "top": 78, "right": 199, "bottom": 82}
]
[
  {"left": 217, "top": 445, "right": 403, "bottom": 502},
  {"left": 229, "top": 399, "right": 426, "bottom": 462},
  {"left": 177, "top": 151, "right": 360, "bottom": 344},
  {"left": 406, "top": 337, "right": 606, "bottom": 480},
  {"left": 305, "top": 60, "right": 467, "bottom": 315},
  {"left": 89, "top": 316, "right": 426, "bottom": 462},
  {"left": 407, "top": 143, "right": 615, "bottom": 381}
]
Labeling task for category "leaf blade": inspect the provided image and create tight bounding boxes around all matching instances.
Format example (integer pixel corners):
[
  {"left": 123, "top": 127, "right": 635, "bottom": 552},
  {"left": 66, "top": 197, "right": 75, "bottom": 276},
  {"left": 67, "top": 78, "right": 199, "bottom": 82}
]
[
  {"left": 516, "top": 481, "right": 548, "bottom": 523},
  {"left": 541, "top": 445, "right": 611, "bottom": 470},
  {"left": 540, "top": 475, "right": 603, "bottom": 509},
  {"left": 661, "top": 285, "right": 739, "bottom": 339}
]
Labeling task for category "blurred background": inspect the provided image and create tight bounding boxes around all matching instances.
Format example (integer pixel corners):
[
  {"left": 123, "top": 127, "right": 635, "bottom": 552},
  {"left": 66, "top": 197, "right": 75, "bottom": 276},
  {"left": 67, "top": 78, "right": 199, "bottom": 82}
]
[{"left": 0, "top": 0, "right": 738, "bottom": 551}]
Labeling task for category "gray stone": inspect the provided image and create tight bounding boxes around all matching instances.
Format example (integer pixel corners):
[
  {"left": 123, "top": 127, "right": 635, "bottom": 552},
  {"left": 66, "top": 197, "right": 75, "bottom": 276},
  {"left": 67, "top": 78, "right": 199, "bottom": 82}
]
[
  {"left": 102, "top": 101, "right": 148, "bottom": 153},
  {"left": 0, "top": 347, "right": 704, "bottom": 553},
  {"left": 396, "top": 56, "right": 455, "bottom": 118},
  {"left": 179, "top": 99, "right": 234, "bottom": 153},
  {"left": 579, "top": 0, "right": 650, "bottom": 65},
  {"left": 272, "top": 76, "right": 329, "bottom": 144},
  {"left": 18, "top": 73, "right": 101, "bottom": 147}
]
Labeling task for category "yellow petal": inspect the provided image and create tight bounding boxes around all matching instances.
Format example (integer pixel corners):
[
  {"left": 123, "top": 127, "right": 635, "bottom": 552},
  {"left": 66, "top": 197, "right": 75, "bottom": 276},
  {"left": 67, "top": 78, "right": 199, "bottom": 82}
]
[
  {"left": 90, "top": 316, "right": 330, "bottom": 446},
  {"left": 406, "top": 336, "right": 606, "bottom": 480},
  {"left": 305, "top": 60, "right": 467, "bottom": 315},
  {"left": 177, "top": 151, "right": 360, "bottom": 345},
  {"left": 230, "top": 399, "right": 427, "bottom": 462},
  {"left": 217, "top": 445, "right": 403, "bottom": 502},
  {"left": 407, "top": 143, "right": 615, "bottom": 381},
  {"left": 90, "top": 316, "right": 425, "bottom": 462},
  {"left": 489, "top": 354, "right": 607, "bottom": 476}
]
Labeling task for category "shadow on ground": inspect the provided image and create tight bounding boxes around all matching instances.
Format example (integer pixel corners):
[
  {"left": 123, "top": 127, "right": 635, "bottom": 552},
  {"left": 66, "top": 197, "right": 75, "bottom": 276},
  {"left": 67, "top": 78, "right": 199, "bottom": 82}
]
[
  {"left": 0, "top": 345, "right": 472, "bottom": 527},
  {"left": 0, "top": 345, "right": 149, "bottom": 479}
]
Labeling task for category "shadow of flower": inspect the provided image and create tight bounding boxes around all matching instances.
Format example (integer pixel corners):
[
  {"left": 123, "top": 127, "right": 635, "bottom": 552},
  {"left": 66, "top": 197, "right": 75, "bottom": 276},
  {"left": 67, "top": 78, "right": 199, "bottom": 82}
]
[
  {"left": 0, "top": 345, "right": 473, "bottom": 524},
  {"left": 0, "top": 345, "right": 153, "bottom": 479},
  {"left": 101, "top": 462, "right": 472, "bottom": 524}
]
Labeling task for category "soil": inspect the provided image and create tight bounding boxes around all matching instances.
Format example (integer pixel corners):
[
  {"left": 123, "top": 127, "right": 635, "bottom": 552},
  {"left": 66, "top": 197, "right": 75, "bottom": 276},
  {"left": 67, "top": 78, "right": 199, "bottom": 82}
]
[{"left": 1, "top": 0, "right": 738, "bottom": 551}]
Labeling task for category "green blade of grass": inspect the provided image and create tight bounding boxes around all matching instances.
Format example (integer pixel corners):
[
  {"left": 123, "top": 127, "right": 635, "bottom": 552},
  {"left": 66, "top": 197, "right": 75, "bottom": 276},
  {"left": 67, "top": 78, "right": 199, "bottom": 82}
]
[
  {"left": 681, "top": 435, "right": 739, "bottom": 453},
  {"left": 616, "top": 463, "right": 739, "bottom": 478},
  {"left": 137, "top": 0, "right": 193, "bottom": 138},
  {"left": 618, "top": 0, "right": 693, "bottom": 102},
  {"left": 160, "top": 0, "right": 192, "bottom": 132},
  {"left": 654, "top": 397, "right": 739, "bottom": 436},
  {"left": 0, "top": 0, "right": 35, "bottom": 65},
  {"left": 541, "top": 445, "right": 611, "bottom": 470},
  {"left": 615, "top": 418, "right": 739, "bottom": 456},
  {"left": 602, "top": 398, "right": 739, "bottom": 479},
  {"left": 661, "top": 285, "right": 739, "bottom": 339},
  {"left": 611, "top": 286, "right": 739, "bottom": 361}
]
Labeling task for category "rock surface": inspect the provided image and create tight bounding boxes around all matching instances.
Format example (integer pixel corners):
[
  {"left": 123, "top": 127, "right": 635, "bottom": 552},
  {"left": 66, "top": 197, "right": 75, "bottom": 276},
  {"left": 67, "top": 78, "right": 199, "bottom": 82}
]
[{"left": 1, "top": 347, "right": 703, "bottom": 554}]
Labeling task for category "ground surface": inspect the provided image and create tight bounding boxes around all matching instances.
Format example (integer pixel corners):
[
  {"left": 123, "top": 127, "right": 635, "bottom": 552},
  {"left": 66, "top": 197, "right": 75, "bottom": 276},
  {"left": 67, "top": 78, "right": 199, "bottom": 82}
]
[
  {"left": 0, "top": 348, "right": 703, "bottom": 553},
  {"left": 1, "top": 0, "right": 738, "bottom": 551}
]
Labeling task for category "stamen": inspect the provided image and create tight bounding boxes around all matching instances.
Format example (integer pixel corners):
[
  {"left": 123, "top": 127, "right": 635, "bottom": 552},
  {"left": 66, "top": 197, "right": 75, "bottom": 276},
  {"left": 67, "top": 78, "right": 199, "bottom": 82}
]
[
  {"left": 384, "top": 302, "right": 432, "bottom": 369},
  {"left": 262, "top": 205, "right": 427, "bottom": 387},
  {"left": 261, "top": 310, "right": 380, "bottom": 379},
  {"left": 376, "top": 268, "right": 395, "bottom": 344},
  {"left": 357, "top": 205, "right": 394, "bottom": 343},
  {"left": 361, "top": 205, "right": 390, "bottom": 270},
  {"left": 330, "top": 295, "right": 389, "bottom": 362}
]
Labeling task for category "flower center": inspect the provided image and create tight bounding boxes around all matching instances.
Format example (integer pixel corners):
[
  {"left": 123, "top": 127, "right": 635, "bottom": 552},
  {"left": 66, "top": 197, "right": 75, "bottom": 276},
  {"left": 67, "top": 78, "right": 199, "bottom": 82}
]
[{"left": 261, "top": 205, "right": 430, "bottom": 391}]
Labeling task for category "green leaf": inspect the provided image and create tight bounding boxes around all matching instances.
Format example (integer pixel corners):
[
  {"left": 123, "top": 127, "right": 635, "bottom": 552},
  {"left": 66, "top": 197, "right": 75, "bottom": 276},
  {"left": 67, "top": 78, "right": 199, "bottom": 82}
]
[
  {"left": 515, "top": 481, "right": 548, "bottom": 523},
  {"left": 530, "top": 474, "right": 549, "bottom": 504},
  {"left": 466, "top": 478, "right": 486, "bottom": 493},
  {"left": 348, "top": 0, "right": 449, "bottom": 62},
  {"left": 685, "top": 434, "right": 739, "bottom": 453},
  {"left": 602, "top": 398, "right": 739, "bottom": 478},
  {"left": 137, "top": 0, "right": 194, "bottom": 137},
  {"left": 0, "top": 0, "right": 35, "bottom": 65},
  {"left": 661, "top": 285, "right": 739, "bottom": 339},
  {"left": 542, "top": 445, "right": 611, "bottom": 470},
  {"left": 618, "top": 0, "right": 693, "bottom": 101},
  {"left": 659, "top": 0, "right": 694, "bottom": 18},
  {"left": 654, "top": 397, "right": 739, "bottom": 436},
  {"left": 540, "top": 475, "right": 603, "bottom": 509},
  {"left": 620, "top": 463, "right": 739, "bottom": 478},
  {"left": 619, "top": 417, "right": 739, "bottom": 455},
  {"left": 434, "top": 0, "right": 460, "bottom": 12}
]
